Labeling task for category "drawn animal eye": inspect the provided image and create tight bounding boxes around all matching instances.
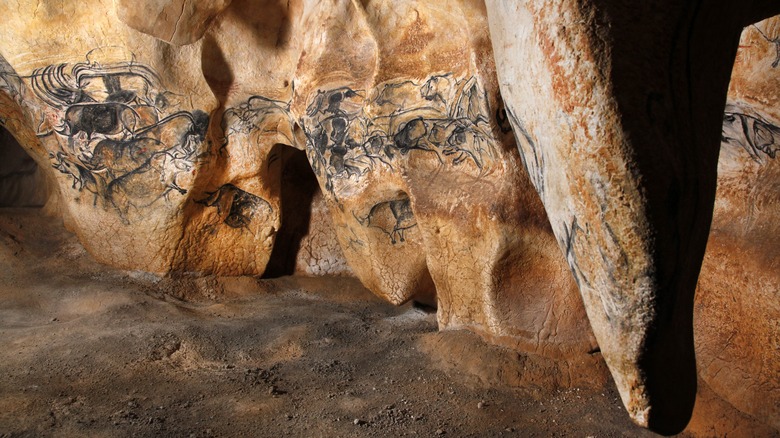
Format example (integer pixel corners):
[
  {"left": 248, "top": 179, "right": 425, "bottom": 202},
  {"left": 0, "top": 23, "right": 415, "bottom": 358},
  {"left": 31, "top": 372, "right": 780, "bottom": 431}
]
[
  {"left": 224, "top": 214, "right": 248, "bottom": 228},
  {"left": 155, "top": 94, "right": 169, "bottom": 108},
  {"left": 449, "top": 127, "right": 467, "bottom": 145},
  {"left": 753, "top": 120, "right": 775, "bottom": 148}
]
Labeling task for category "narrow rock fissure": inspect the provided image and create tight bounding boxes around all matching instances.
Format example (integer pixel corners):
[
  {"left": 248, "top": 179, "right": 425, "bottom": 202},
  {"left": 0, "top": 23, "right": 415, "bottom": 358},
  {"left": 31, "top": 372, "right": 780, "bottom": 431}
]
[{"left": 0, "top": 126, "right": 49, "bottom": 207}]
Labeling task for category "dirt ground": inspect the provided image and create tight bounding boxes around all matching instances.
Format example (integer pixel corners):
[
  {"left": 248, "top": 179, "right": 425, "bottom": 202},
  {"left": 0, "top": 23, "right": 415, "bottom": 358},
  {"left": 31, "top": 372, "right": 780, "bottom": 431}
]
[{"left": 0, "top": 208, "right": 660, "bottom": 437}]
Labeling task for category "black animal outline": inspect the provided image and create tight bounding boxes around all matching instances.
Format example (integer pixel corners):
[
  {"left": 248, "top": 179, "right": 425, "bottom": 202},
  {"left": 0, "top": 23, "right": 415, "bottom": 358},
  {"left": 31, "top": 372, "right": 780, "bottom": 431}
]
[
  {"left": 50, "top": 151, "right": 101, "bottom": 205},
  {"left": 196, "top": 183, "right": 273, "bottom": 231},
  {"left": 722, "top": 108, "right": 780, "bottom": 162},
  {"left": 0, "top": 56, "right": 24, "bottom": 107},
  {"left": 220, "top": 95, "right": 293, "bottom": 154},
  {"left": 27, "top": 51, "right": 210, "bottom": 223},
  {"left": 752, "top": 22, "right": 780, "bottom": 68},
  {"left": 558, "top": 217, "right": 591, "bottom": 291},
  {"left": 505, "top": 107, "right": 545, "bottom": 199},
  {"left": 301, "top": 74, "right": 499, "bottom": 198},
  {"left": 355, "top": 198, "right": 418, "bottom": 245},
  {"left": 105, "top": 149, "right": 195, "bottom": 223},
  {"left": 303, "top": 86, "right": 369, "bottom": 193}
]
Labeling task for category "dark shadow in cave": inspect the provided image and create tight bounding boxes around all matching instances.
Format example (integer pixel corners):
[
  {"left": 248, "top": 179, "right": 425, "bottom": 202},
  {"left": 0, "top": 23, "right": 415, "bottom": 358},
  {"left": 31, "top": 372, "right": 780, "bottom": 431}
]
[
  {"left": 262, "top": 146, "right": 320, "bottom": 278},
  {"left": 0, "top": 126, "right": 48, "bottom": 207}
]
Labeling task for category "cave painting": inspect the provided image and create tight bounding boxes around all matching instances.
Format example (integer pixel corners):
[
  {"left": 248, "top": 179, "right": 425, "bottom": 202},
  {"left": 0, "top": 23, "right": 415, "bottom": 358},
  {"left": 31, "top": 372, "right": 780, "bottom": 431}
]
[
  {"left": 303, "top": 74, "right": 496, "bottom": 199},
  {"left": 356, "top": 198, "right": 417, "bottom": 245},
  {"left": 29, "top": 51, "right": 209, "bottom": 222},
  {"left": 0, "top": 0, "right": 778, "bottom": 435},
  {"left": 197, "top": 183, "right": 273, "bottom": 230},
  {"left": 722, "top": 104, "right": 780, "bottom": 161}
]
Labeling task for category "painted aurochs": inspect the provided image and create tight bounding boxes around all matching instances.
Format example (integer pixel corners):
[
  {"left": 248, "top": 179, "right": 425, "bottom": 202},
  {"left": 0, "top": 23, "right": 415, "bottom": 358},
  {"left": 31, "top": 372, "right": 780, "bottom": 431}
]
[{"left": 0, "top": 0, "right": 777, "bottom": 435}]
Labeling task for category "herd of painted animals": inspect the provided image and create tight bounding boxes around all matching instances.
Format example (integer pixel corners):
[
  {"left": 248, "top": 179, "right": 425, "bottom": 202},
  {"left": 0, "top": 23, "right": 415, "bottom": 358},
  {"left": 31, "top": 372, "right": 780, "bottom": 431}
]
[{"left": 0, "top": 0, "right": 778, "bottom": 435}]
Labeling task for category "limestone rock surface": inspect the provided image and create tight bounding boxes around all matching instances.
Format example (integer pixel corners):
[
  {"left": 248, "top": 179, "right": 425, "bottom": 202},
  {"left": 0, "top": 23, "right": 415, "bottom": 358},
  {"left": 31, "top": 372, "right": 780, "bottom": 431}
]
[
  {"left": 0, "top": 0, "right": 218, "bottom": 273},
  {"left": 289, "top": 0, "right": 596, "bottom": 359},
  {"left": 693, "top": 16, "right": 780, "bottom": 431},
  {"left": 484, "top": 1, "right": 780, "bottom": 433},
  {"left": 0, "top": 1, "right": 778, "bottom": 435},
  {"left": 115, "top": 0, "right": 233, "bottom": 45}
]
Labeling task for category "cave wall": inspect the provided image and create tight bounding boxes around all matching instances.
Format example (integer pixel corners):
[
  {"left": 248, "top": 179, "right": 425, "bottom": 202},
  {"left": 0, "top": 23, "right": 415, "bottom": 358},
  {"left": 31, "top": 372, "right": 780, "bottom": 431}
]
[
  {"left": 691, "top": 17, "right": 780, "bottom": 433},
  {"left": 0, "top": 1, "right": 777, "bottom": 435}
]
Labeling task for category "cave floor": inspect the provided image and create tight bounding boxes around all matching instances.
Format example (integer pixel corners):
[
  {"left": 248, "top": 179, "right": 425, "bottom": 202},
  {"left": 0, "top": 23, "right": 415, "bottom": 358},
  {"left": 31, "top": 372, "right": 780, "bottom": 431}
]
[{"left": 0, "top": 208, "right": 655, "bottom": 437}]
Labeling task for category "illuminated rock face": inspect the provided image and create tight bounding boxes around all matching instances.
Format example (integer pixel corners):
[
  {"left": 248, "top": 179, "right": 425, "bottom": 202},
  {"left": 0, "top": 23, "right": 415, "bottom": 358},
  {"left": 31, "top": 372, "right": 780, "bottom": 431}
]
[
  {"left": 693, "top": 16, "right": 780, "bottom": 432},
  {"left": 288, "top": 2, "right": 595, "bottom": 365},
  {"left": 486, "top": 2, "right": 778, "bottom": 433},
  {"left": 0, "top": 0, "right": 777, "bottom": 435},
  {"left": 0, "top": 2, "right": 217, "bottom": 274},
  {"left": 0, "top": 0, "right": 338, "bottom": 277}
]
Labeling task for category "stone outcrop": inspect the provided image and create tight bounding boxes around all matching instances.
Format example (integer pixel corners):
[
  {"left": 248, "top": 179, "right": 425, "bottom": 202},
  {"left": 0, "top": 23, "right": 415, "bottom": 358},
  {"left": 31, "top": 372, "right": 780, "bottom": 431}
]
[
  {"left": 289, "top": 1, "right": 596, "bottom": 363},
  {"left": 0, "top": 0, "right": 777, "bottom": 435},
  {"left": 115, "top": 0, "right": 232, "bottom": 45},
  {"left": 486, "top": 1, "right": 778, "bottom": 433},
  {"left": 692, "top": 16, "right": 780, "bottom": 432},
  {"left": 0, "top": 0, "right": 218, "bottom": 273}
]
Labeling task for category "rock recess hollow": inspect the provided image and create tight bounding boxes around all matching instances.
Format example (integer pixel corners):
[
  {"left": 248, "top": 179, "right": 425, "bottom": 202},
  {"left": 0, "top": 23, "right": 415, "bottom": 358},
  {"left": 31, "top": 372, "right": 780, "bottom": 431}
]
[{"left": 0, "top": 1, "right": 777, "bottom": 434}]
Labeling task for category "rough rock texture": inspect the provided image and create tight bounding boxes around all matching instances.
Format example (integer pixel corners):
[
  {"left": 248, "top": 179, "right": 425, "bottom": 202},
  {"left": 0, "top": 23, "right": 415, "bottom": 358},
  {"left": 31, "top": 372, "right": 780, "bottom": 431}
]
[
  {"left": 0, "top": 0, "right": 218, "bottom": 273},
  {"left": 0, "top": 0, "right": 598, "bottom": 361},
  {"left": 0, "top": 1, "right": 778, "bottom": 435},
  {"left": 0, "top": 0, "right": 329, "bottom": 277},
  {"left": 115, "top": 0, "right": 233, "bottom": 45},
  {"left": 265, "top": 147, "right": 354, "bottom": 278},
  {"left": 169, "top": 0, "right": 303, "bottom": 276},
  {"left": 289, "top": 0, "right": 597, "bottom": 361},
  {"left": 486, "top": 1, "right": 777, "bottom": 433},
  {"left": 692, "top": 16, "right": 780, "bottom": 432},
  {"left": 0, "top": 208, "right": 652, "bottom": 437}
]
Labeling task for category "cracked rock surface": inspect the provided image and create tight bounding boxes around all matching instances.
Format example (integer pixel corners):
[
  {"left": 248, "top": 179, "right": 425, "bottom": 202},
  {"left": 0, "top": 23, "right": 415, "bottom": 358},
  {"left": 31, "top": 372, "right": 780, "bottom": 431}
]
[{"left": 0, "top": 1, "right": 777, "bottom": 435}]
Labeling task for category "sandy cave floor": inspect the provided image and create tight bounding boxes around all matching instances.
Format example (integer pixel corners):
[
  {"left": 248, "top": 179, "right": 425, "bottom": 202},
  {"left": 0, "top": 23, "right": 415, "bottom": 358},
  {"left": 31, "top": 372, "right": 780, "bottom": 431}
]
[{"left": 0, "top": 208, "right": 655, "bottom": 437}]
